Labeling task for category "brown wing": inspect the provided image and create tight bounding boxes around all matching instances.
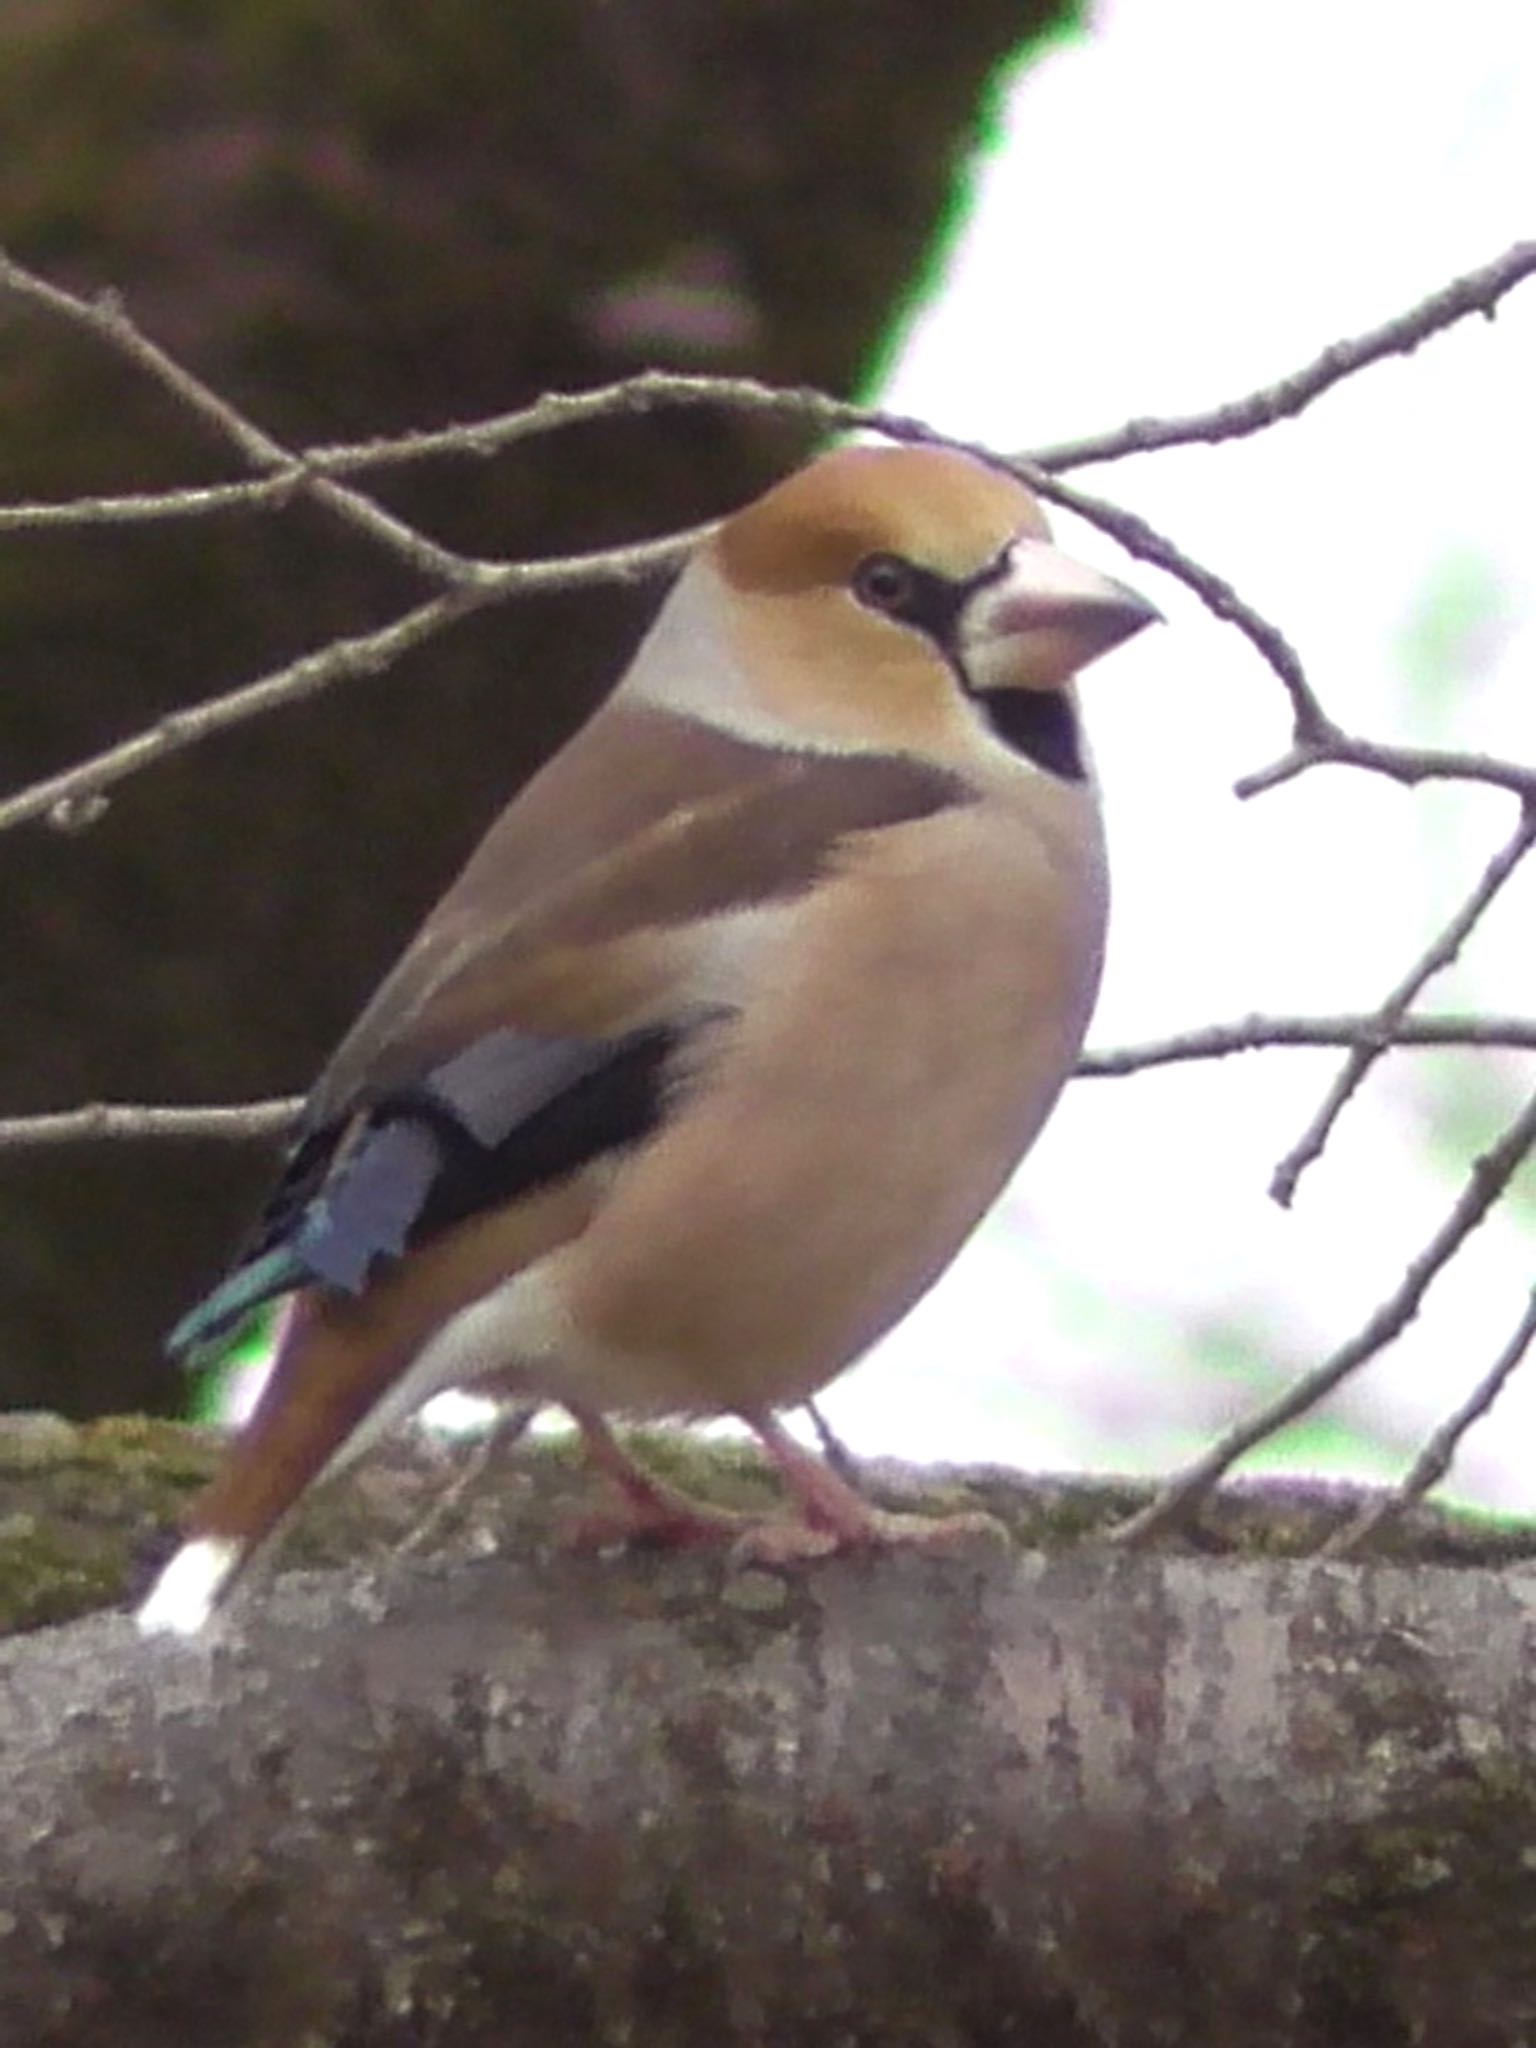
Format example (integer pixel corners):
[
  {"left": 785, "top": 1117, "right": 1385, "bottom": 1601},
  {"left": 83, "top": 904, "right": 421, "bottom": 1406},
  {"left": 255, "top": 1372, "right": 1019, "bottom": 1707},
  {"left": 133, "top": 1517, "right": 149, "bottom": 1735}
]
[
  {"left": 170, "top": 702, "right": 970, "bottom": 1356},
  {"left": 307, "top": 699, "right": 969, "bottom": 1118}
]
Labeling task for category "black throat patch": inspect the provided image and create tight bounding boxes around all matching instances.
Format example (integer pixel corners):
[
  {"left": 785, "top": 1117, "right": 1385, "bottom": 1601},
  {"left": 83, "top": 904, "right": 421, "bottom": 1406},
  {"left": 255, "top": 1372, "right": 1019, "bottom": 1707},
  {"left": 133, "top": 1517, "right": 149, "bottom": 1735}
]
[
  {"left": 975, "top": 689, "right": 1086, "bottom": 782},
  {"left": 883, "top": 556, "right": 1089, "bottom": 784}
]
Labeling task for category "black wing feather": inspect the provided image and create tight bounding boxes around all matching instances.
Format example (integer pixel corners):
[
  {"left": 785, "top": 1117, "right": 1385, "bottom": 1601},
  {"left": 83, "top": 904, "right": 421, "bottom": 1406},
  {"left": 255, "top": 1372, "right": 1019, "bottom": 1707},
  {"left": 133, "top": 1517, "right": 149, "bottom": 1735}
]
[{"left": 169, "top": 1020, "right": 686, "bottom": 1359}]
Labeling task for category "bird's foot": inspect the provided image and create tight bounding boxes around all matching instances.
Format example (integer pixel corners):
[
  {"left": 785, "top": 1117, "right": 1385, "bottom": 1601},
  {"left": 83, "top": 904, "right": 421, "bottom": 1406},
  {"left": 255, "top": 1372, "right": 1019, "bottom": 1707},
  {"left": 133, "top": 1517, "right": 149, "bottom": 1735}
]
[
  {"left": 563, "top": 1404, "right": 1004, "bottom": 1561},
  {"left": 563, "top": 1403, "right": 755, "bottom": 1551},
  {"left": 739, "top": 1410, "right": 1005, "bottom": 1561}
]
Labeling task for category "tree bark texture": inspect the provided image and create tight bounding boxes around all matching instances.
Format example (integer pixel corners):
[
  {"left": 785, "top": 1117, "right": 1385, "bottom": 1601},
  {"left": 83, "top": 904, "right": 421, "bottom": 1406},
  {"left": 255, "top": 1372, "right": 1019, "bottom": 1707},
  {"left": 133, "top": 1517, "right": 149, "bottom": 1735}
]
[{"left": 3, "top": 1534, "right": 1536, "bottom": 2046}]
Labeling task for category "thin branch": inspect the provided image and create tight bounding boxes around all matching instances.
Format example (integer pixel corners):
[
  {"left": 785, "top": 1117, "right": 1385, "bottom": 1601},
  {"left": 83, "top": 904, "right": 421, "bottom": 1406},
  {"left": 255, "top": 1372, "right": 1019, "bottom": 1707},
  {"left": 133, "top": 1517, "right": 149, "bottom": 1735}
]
[
  {"left": 0, "top": 249, "right": 479, "bottom": 587},
  {"left": 3, "top": 1007, "right": 1536, "bottom": 1155},
  {"left": 1030, "top": 240, "right": 1536, "bottom": 470},
  {"left": 616, "top": 395, "right": 1339, "bottom": 749},
  {"left": 1077, "top": 1012, "right": 1536, "bottom": 1076},
  {"left": 0, "top": 524, "right": 707, "bottom": 840},
  {"left": 3, "top": 1015, "right": 1531, "bottom": 1155},
  {"left": 1236, "top": 734, "right": 1536, "bottom": 806},
  {"left": 17, "top": 229, "right": 1523, "bottom": 524},
  {"left": 0, "top": 373, "right": 851, "bottom": 536},
  {"left": 1270, "top": 804, "right": 1536, "bottom": 1207},
  {"left": 6, "top": 227, "right": 1519, "bottom": 528},
  {"left": 0, "top": 472, "right": 311, "bottom": 533},
  {"left": 0, "top": 267, "right": 1340, "bottom": 762},
  {"left": 0, "top": 1099, "right": 300, "bottom": 1150},
  {"left": 803, "top": 1398, "right": 863, "bottom": 1489},
  {"left": 305, "top": 369, "right": 859, "bottom": 473},
  {"left": 0, "top": 244, "right": 1527, "bottom": 789},
  {"left": 390, "top": 1400, "right": 543, "bottom": 1560},
  {"left": 5, "top": 259, "right": 1514, "bottom": 764},
  {"left": 1107, "top": 1086, "right": 1536, "bottom": 1548},
  {"left": 1320, "top": 1288, "right": 1536, "bottom": 1559},
  {"left": 0, "top": 589, "right": 479, "bottom": 837},
  {"left": 1002, "top": 460, "right": 1333, "bottom": 743}
]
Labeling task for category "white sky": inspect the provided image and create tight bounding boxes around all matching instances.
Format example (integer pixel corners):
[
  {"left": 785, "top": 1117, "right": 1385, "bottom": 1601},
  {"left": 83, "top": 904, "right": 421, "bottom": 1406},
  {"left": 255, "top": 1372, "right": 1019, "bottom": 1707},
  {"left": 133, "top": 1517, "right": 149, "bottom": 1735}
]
[{"left": 805, "top": 0, "right": 1536, "bottom": 1504}]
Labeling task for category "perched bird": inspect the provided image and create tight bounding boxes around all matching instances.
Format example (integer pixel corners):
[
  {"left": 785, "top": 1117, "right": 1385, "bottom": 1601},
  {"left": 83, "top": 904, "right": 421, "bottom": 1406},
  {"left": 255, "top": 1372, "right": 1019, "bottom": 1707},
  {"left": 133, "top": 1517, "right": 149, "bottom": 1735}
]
[{"left": 137, "top": 442, "right": 1157, "bottom": 1636}]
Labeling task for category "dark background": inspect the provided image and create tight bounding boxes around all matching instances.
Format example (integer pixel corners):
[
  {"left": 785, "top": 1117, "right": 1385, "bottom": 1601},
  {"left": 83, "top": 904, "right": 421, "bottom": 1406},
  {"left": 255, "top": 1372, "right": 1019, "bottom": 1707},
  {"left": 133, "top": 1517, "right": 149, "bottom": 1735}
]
[{"left": 0, "top": 0, "right": 1067, "bottom": 1418}]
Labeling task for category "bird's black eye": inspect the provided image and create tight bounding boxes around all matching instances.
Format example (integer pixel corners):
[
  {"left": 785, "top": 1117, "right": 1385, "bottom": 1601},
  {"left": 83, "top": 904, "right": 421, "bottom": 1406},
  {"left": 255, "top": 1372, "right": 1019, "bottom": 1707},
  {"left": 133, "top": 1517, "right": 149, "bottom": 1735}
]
[
  {"left": 852, "top": 552, "right": 920, "bottom": 618},
  {"left": 850, "top": 552, "right": 966, "bottom": 646}
]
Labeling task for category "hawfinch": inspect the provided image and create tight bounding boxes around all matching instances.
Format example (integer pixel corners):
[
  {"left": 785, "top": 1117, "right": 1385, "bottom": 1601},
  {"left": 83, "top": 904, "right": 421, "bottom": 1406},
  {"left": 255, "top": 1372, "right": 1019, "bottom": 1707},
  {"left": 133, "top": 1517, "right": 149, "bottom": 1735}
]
[{"left": 138, "top": 442, "right": 1157, "bottom": 1636}]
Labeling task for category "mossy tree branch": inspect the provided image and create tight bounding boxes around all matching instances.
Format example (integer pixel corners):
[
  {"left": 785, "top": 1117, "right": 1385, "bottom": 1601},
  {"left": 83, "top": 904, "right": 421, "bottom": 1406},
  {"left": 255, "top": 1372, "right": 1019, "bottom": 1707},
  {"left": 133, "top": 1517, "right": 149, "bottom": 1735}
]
[{"left": 4, "top": 1511, "right": 1536, "bottom": 2047}]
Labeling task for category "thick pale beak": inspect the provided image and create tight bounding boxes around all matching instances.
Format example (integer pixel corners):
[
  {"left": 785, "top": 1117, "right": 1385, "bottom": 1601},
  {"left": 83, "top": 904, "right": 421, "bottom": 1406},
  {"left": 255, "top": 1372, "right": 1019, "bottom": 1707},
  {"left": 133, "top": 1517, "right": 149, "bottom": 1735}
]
[{"left": 961, "top": 538, "right": 1161, "bottom": 693}]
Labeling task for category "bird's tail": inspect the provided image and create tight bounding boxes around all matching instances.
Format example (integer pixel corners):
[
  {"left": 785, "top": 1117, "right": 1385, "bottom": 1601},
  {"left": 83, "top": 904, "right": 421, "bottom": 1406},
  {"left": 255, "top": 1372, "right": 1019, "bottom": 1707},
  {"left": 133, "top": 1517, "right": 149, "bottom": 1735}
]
[
  {"left": 138, "top": 1178, "right": 591, "bottom": 1637},
  {"left": 136, "top": 1294, "right": 403, "bottom": 1636}
]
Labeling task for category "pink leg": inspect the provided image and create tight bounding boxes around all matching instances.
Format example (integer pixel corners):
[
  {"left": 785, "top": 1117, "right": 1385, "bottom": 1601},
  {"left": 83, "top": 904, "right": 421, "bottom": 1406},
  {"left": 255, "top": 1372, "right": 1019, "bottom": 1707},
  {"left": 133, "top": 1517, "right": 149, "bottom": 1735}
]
[
  {"left": 564, "top": 1405, "right": 754, "bottom": 1550},
  {"left": 740, "top": 1411, "right": 1003, "bottom": 1563},
  {"left": 560, "top": 1406, "right": 1002, "bottom": 1563}
]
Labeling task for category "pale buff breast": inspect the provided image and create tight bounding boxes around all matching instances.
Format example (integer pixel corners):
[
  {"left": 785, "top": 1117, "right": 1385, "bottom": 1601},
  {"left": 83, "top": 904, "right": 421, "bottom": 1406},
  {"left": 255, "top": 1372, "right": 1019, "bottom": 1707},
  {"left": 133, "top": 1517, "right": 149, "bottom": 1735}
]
[{"left": 539, "top": 781, "right": 1108, "bottom": 1414}]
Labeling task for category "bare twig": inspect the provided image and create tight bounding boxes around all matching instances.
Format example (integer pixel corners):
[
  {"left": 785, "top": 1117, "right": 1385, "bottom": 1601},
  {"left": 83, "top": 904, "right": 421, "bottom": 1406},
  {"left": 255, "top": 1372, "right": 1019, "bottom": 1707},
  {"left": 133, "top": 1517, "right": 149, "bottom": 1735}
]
[
  {"left": 0, "top": 473, "right": 312, "bottom": 533},
  {"left": 0, "top": 249, "right": 479, "bottom": 587},
  {"left": 0, "top": 256, "right": 1336, "bottom": 756},
  {"left": 0, "top": 371, "right": 847, "bottom": 535},
  {"left": 1270, "top": 804, "right": 1536, "bottom": 1207},
  {"left": 3, "top": 1014, "right": 1532, "bottom": 1154},
  {"left": 1107, "top": 1087, "right": 1536, "bottom": 1547},
  {"left": 304, "top": 242, "right": 1536, "bottom": 487},
  {"left": 0, "top": 1099, "right": 301, "bottom": 1150},
  {"left": 1003, "top": 461, "right": 1332, "bottom": 743},
  {"left": 803, "top": 1399, "right": 863, "bottom": 1489},
  {"left": 1236, "top": 735, "right": 1536, "bottom": 806},
  {"left": 305, "top": 369, "right": 858, "bottom": 472},
  {"left": 16, "top": 230, "right": 1529, "bottom": 532},
  {"left": 1030, "top": 240, "right": 1536, "bottom": 470},
  {"left": 0, "top": 523, "right": 707, "bottom": 840},
  {"left": 0, "top": 589, "right": 478, "bottom": 837},
  {"left": 390, "top": 1401, "right": 543, "bottom": 1560},
  {"left": 1077, "top": 1012, "right": 1536, "bottom": 1076},
  {"left": 1, "top": 241, "right": 1529, "bottom": 792},
  {"left": 12, "top": 257, "right": 1524, "bottom": 775},
  {"left": 1320, "top": 1289, "right": 1536, "bottom": 1559}
]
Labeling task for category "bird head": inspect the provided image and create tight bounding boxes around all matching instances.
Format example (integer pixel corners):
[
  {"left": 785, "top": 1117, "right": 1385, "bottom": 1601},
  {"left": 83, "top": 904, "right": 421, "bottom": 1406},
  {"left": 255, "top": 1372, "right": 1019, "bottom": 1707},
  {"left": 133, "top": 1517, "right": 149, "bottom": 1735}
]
[{"left": 648, "top": 442, "right": 1158, "bottom": 767}]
